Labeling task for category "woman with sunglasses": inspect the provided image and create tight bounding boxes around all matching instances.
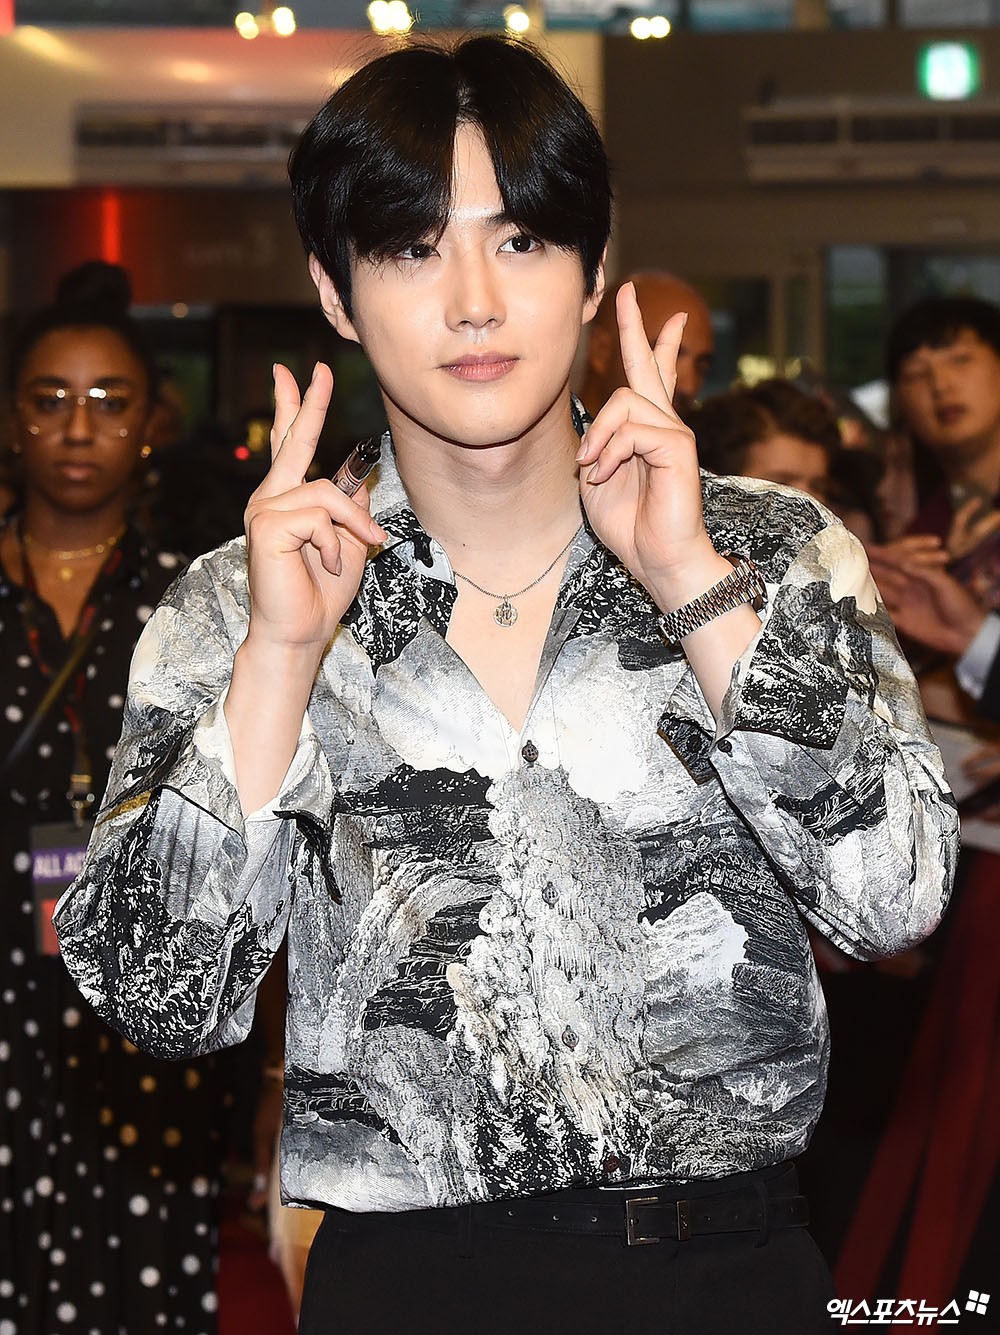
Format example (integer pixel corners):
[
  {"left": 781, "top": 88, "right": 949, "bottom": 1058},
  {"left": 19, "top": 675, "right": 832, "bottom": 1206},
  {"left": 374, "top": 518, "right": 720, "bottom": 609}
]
[{"left": 0, "top": 262, "right": 226, "bottom": 1334}]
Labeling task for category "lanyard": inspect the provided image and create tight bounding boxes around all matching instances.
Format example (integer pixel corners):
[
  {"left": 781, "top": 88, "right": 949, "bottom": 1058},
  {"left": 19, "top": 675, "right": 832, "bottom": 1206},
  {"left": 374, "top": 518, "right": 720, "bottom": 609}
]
[{"left": 16, "top": 527, "right": 124, "bottom": 826}]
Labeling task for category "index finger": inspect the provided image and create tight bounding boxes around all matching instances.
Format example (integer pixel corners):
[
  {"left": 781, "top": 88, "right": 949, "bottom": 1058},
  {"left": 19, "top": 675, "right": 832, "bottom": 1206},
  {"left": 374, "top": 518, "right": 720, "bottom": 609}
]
[
  {"left": 263, "top": 362, "right": 334, "bottom": 495},
  {"left": 615, "top": 282, "right": 673, "bottom": 412}
]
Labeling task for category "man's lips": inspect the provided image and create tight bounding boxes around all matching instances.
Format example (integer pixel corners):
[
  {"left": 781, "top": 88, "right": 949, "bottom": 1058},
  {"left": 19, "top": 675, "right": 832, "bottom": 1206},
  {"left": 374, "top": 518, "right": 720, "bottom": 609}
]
[
  {"left": 442, "top": 354, "right": 518, "bottom": 382},
  {"left": 936, "top": 404, "right": 966, "bottom": 426}
]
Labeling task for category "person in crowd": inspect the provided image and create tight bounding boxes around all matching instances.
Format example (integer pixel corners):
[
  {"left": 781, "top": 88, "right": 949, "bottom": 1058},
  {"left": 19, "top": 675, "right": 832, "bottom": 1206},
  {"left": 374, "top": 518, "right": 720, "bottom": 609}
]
[
  {"left": 0, "top": 261, "right": 229, "bottom": 1333},
  {"left": 55, "top": 38, "right": 956, "bottom": 1335},
  {"left": 690, "top": 377, "right": 881, "bottom": 542},
  {"left": 814, "top": 296, "right": 1000, "bottom": 1310},
  {"left": 579, "top": 267, "right": 714, "bottom": 420},
  {"left": 873, "top": 298, "right": 1000, "bottom": 718},
  {"left": 887, "top": 295, "right": 1000, "bottom": 553}
]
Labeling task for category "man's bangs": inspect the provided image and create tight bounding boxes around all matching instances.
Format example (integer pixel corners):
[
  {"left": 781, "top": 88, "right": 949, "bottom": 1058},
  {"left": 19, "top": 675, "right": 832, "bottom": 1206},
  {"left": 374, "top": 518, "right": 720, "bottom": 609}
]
[
  {"left": 289, "top": 35, "right": 611, "bottom": 313},
  {"left": 347, "top": 142, "right": 454, "bottom": 267}
]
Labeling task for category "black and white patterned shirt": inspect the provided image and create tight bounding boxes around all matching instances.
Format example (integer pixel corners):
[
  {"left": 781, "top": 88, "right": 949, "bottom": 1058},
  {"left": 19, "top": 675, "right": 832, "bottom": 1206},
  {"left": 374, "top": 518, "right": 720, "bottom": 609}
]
[{"left": 55, "top": 440, "right": 958, "bottom": 1213}]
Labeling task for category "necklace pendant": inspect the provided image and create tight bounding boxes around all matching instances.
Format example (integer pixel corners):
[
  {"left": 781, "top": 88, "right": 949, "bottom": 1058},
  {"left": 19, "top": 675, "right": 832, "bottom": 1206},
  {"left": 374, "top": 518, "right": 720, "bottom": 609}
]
[
  {"left": 58, "top": 566, "right": 75, "bottom": 582},
  {"left": 494, "top": 598, "right": 518, "bottom": 628}
]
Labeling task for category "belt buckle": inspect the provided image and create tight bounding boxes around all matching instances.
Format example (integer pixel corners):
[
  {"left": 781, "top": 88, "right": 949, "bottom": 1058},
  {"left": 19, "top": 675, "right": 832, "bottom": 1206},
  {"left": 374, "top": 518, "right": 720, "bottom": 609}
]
[{"left": 624, "top": 1195, "right": 661, "bottom": 1246}]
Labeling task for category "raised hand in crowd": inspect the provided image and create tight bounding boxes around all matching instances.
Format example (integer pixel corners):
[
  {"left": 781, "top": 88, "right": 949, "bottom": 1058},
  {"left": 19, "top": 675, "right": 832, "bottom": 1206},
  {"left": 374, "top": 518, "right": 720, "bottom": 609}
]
[
  {"left": 946, "top": 494, "right": 1000, "bottom": 562},
  {"left": 868, "top": 553, "right": 988, "bottom": 659}
]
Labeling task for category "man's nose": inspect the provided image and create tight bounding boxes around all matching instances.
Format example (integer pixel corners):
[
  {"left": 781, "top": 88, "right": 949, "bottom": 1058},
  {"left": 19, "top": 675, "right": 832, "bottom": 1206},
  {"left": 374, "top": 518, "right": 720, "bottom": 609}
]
[
  {"left": 445, "top": 252, "right": 504, "bottom": 330},
  {"left": 928, "top": 362, "right": 954, "bottom": 396}
]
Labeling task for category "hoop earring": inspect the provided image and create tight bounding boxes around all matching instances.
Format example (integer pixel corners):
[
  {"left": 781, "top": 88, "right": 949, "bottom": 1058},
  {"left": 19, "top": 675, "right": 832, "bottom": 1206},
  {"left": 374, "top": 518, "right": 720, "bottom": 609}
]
[
  {"left": 119, "top": 427, "right": 129, "bottom": 439},
  {"left": 27, "top": 425, "right": 40, "bottom": 437},
  {"left": 139, "top": 444, "right": 152, "bottom": 459}
]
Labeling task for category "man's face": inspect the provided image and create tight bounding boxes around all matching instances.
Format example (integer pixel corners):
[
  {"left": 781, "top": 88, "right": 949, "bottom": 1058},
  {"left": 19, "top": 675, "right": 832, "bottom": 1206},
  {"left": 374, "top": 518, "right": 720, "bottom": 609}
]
[
  {"left": 318, "top": 123, "right": 603, "bottom": 451},
  {"left": 894, "top": 329, "right": 1000, "bottom": 462},
  {"left": 588, "top": 280, "right": 714, "bottom": 419},
  {"left": 672, "top": 301, "right": 714, "bottom": 413},
  {"left": 741, "top": 433, "right": 830, "bottom": 505}
]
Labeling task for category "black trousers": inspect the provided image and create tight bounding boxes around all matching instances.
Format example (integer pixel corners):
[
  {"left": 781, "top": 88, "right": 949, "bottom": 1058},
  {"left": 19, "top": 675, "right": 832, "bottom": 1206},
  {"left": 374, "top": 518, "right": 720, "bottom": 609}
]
[{"left": 298, "top": 1163, "right": 836, "bottom": 1335}]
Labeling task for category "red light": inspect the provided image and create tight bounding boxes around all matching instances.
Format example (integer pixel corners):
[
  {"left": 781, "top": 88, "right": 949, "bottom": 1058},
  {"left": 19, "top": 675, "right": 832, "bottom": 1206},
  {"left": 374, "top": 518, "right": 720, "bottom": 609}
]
[
  {"left": 100, "top": 191, "right": 122, "bottom": 264},
  {"left": 0, "top": 1, "right": 14, "bottom": 35},
  {"left": 234, "top": 445, "right": 251, "bottom": 461}
]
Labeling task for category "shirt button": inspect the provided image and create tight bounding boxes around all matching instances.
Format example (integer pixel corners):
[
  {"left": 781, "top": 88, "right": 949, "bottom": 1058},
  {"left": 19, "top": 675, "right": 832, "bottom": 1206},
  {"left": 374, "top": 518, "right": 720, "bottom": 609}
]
[
  {"left": 521, "top": 740, "right": 539, "bottom": 765},
  {"left": 602, "top": 1156, "right": 621, "bottom": 1175},
  {"left": 717, "top": 738, "right": 732, "bottom": 754},
  {"left": 542, "top": 882, "right": 560, "bottom": 906},
  {"left": 561, "top": 1025, "right": 579, "bottom": 1050}
]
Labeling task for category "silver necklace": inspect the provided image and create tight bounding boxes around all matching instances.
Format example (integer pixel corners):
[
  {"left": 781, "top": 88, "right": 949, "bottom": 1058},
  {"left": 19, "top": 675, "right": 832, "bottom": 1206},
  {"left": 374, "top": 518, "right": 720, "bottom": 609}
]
[{"left": 453, "top": 526, "right": 581, "bottom": 627}]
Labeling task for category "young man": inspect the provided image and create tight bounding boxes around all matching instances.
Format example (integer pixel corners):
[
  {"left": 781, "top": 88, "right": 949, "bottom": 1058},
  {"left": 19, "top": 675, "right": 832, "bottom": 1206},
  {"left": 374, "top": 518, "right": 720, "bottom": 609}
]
[
  {"left": 890, "top": 295, "right": 1000, "bottom": 539},
  {"left": 55, "top": 38, "right": 957, "bottom": 1335},
  {"left": 874, "top": 296, "right": 1000, "bottom": 712}
]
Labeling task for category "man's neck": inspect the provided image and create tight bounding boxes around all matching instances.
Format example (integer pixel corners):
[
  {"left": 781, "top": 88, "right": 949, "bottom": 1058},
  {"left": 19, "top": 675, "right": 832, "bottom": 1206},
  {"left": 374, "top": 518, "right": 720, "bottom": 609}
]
[
  {"left": 939, "top": 432, "right": 1000, "bottom": 499},
  {"left": 388, "top": 395, "right": 584, "bottom": 582}
]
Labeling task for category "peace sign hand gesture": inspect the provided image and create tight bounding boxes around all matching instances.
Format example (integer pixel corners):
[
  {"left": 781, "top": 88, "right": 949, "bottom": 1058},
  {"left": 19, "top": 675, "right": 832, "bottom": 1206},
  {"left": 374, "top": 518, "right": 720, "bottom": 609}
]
[
  {"left": 577, "top": 282, "right": 726, "bottom": 602},
  {"left": 243, "top": 363, "right": 387, "bottom": 653}
]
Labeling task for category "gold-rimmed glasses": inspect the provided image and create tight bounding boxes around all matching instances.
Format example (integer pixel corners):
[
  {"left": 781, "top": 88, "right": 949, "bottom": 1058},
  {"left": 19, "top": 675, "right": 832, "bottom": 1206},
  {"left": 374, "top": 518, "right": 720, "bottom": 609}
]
[{"left": 18, "top": 386, "right": 146, "bottom": 435}]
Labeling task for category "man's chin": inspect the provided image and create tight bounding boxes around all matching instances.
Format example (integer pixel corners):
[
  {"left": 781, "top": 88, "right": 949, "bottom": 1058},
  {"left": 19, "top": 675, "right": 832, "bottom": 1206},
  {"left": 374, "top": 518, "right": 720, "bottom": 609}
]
[{"left": 390, "top": 390, "right": 569, "bottom": 452}]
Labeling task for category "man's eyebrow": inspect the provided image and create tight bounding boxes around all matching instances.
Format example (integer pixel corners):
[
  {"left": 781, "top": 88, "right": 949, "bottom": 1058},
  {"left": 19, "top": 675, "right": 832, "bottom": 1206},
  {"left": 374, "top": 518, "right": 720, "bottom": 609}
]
[{"left": 484, "top": 210, "right": 524, "bottom": 230}]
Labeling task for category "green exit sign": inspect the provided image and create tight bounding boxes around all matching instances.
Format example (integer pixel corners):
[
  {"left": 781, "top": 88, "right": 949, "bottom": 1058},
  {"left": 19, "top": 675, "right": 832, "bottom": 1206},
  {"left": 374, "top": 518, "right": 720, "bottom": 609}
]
[{"left": 917, "top": 42, "right": 981, "bottom": 101}]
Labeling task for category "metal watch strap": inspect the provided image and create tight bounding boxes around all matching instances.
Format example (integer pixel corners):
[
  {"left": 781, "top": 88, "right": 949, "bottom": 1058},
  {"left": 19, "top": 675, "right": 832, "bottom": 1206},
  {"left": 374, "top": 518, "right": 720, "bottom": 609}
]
[{"left": 658, "top": 555, "right": 767, "bottom": 645}]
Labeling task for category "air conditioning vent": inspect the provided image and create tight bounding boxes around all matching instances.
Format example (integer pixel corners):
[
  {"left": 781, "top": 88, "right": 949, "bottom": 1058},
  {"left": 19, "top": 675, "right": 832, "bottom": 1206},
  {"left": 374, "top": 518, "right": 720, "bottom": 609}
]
[
  {"left": 747, "top": 117, "right": 838, "bottom": 146},
  {"left": 744, "top": 96, "right": 1000, "bottom": 182},
  {"left": 74, "top": 105, "right": 313, "bottom": 184},
  {"left": 951, "top": 114, "right": 1000, "bottom": 141},
  {"left": 850, "top": 115, "right": 940, "bottom": 143},
  {"left": 78, "top": 118, "right": 171, "bottom": 149}
]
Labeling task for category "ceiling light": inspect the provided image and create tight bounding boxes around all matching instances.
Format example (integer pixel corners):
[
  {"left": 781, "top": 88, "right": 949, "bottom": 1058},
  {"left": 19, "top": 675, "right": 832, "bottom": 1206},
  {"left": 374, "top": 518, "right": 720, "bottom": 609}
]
[
  {"left": 504, "top": 5, "right": 531, "bottom": 33},
  {"left": 272, "top": 6, "right": 297, "bottom": 35}
]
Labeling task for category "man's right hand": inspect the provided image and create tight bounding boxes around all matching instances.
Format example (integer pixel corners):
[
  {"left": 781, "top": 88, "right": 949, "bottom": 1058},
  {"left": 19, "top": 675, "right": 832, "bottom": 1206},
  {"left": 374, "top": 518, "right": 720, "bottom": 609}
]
[
  {"left": 243, "top": 362, "right": 387, "bottom": 652},
  {"left": 224, "top": 364, "right": 386, "bottom": 816}
]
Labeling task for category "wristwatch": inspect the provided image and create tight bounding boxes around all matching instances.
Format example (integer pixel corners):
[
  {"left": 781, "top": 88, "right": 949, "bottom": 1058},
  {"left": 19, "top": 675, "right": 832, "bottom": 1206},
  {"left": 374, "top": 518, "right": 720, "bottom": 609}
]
[{"left": 657, "top": 554, "right": 767, "bottom": 645}]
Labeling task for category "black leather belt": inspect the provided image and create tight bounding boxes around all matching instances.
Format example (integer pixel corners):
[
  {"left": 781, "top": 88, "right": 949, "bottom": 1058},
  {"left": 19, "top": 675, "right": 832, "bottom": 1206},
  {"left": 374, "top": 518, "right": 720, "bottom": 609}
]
[
  {"left": 332, "top": 1187, "right": 809, "bottom": 1248},
  {"left": 480, "top": 1189, "right": 809, "bottom": 1245}
]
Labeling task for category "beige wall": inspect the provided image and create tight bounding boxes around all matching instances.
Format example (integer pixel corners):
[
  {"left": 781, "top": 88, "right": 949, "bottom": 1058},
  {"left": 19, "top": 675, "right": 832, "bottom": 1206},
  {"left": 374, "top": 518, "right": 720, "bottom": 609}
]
[{"left": 604, "top": 27, "right": 1000, "bottom": 366}]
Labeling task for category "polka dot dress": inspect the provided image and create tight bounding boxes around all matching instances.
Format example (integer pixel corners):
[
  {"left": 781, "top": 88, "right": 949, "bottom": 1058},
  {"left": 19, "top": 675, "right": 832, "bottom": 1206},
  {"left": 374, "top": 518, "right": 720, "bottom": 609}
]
[{"left": 0, "top": 526, "right": 228, "bottom": 1334}]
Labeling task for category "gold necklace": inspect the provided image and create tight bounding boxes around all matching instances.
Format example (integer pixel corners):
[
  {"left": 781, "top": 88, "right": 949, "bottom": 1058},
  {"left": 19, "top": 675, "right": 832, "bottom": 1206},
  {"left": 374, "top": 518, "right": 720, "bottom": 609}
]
[
  {"left": 453, "top": 526, "right": 581, "bottom": 627},
  {"left": 22, "top": 525, "right": 126, "bottom": 583}
]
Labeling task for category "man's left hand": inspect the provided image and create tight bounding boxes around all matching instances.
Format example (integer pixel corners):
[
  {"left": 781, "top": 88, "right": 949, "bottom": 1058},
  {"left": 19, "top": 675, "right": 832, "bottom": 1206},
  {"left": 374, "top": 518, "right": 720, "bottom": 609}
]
[{"left": 577, "top": 281, "right": 726, "bottom": 603}]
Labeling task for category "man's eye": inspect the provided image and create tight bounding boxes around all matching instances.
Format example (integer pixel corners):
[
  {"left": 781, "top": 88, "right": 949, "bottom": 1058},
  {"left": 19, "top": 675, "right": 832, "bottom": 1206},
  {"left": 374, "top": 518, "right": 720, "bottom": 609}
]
[
  {"left": 399, "top": 242, "right": 436, "bottom": 261},
  {"left": 500, "top": 233, "right": 540, "bottom": 254}
]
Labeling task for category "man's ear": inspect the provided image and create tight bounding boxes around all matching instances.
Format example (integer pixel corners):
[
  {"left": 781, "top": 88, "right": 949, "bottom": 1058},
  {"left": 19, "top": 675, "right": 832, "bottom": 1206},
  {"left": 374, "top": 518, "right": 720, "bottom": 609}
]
[
  {"left": 308, "top": 254, "right": 361, "bottom": 345},
  {"left": 581, "top": 248, "right": 607, "bottom": 330}
]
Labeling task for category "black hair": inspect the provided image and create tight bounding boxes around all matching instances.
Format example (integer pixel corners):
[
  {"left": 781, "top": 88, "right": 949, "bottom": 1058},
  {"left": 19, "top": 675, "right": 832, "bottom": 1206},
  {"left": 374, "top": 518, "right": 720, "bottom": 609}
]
[
  {"left": 289, "top": 35, "right": 611, "bottom": 320},
  {"left": 690, "top": 378, "right": 842, "bottom": 477},
  {"left": 7, "top": 260, "right": 158, "bottom": 396},
  {"left": 886, "top": 296, "right": 1000, "bottom": 384}
]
